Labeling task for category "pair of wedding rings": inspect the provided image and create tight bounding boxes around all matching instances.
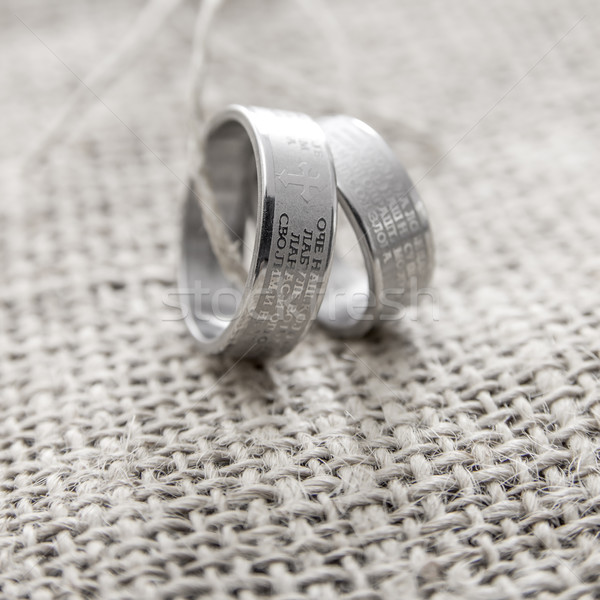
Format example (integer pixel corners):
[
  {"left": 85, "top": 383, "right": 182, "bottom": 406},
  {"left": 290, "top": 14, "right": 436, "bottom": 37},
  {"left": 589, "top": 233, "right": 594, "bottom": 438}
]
[{"left": 180, "top": 105, "right": 434, "bottom": 359}]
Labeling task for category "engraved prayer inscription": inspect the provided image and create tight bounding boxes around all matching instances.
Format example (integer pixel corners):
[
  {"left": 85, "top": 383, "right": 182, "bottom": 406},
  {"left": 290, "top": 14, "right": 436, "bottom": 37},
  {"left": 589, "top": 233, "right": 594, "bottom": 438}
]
[
  {"left": 255, "top": 212, "right": 329, "bottom": 346},
  {"left": 248, "top": 122, "right": 333, "bottom": 352},
  {"left": 327, "top": 123, "right": 431, "bottom": 288}
]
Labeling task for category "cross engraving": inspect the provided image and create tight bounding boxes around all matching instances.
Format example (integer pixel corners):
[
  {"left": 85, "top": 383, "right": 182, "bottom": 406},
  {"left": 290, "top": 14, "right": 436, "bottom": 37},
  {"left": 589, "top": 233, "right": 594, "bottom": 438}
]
[{"left": 276, "top": 162, "right": 324, "bottom": 202}]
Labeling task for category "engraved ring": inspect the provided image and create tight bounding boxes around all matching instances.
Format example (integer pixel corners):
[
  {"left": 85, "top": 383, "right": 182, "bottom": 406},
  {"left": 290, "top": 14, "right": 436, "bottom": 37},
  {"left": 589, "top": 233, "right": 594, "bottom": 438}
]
[
  {"left": 180, "top": 105, "right": 337, "bottom": 359},
  {"left": 317, "top": 116, "right": 435, "bottom": 336}
]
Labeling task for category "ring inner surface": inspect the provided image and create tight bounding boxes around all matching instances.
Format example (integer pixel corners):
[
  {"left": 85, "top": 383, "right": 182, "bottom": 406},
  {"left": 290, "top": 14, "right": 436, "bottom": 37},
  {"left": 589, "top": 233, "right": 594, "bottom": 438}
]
[
  {"left": 318, "top": 204, "right": 371, "bottom": 330},
  {"left": 183, "top": 121, "right": 255, "bottom": 342}
]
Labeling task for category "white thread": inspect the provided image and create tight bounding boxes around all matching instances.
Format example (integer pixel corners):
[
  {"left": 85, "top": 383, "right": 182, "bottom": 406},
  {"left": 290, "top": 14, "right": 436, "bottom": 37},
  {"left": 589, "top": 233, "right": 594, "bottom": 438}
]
[
  {"left": 188, "top": 0, "right": 225, "bottom": 136},
  {"left": 186, "top": 0, "right": 358, "bottom": 287},
  {"left": 23, "top": 0, "right": 186, "bottom": 167},
  {"left": 186, "top": 0, "right": 247, "bottom": 287}
]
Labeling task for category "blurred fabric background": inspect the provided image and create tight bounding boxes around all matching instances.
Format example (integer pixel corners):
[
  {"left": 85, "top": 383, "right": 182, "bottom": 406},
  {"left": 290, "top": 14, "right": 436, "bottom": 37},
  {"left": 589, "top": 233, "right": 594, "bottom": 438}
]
[{"left": 1, "top": 1, "right": 600, "bottom": 598}]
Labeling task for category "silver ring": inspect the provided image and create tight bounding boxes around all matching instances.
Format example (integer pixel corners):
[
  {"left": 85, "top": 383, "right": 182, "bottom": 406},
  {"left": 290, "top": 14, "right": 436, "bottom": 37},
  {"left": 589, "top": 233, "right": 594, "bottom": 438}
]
[
  {"left": 317, "top": 116, "right": 434, "bottom": 336},
  {"left": 180, "top": 105, "right": 337, "bottom": 359}
]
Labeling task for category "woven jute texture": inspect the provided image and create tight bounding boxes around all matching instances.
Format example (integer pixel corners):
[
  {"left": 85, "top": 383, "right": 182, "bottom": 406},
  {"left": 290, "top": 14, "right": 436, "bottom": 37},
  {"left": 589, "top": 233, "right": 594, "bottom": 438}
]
[{"left": 2, "top": 1, "right": 600, "bottom": 598}]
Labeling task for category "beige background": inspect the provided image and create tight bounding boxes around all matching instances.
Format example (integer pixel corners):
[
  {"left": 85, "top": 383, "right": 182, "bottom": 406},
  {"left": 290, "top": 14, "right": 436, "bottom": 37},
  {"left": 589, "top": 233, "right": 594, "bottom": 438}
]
[{"left": 1, "top": 1, "right": 599, "bottom": 598}]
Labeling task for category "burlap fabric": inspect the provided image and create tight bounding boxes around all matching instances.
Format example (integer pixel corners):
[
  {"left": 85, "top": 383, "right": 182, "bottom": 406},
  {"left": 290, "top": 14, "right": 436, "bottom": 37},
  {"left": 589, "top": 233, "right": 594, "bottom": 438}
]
[{"left": 2, "top": 1, "right": 600, "bottom": 598}]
